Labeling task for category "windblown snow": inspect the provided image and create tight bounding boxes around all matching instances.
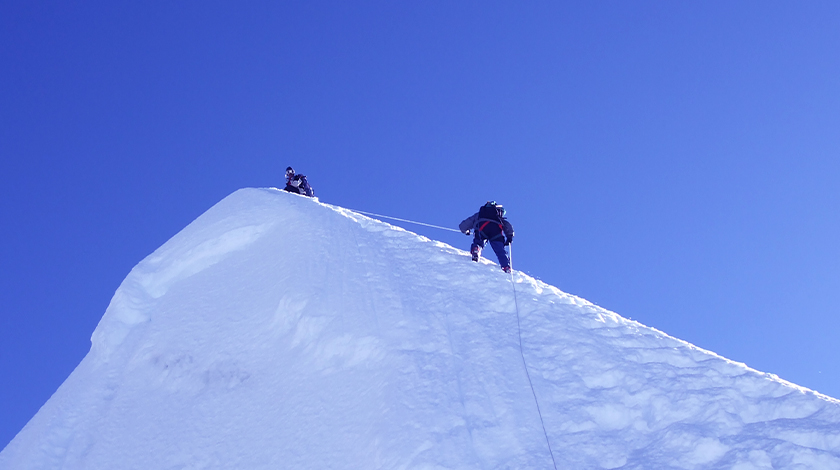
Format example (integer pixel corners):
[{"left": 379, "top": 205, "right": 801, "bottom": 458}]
[{"left": 2, "top": 188, "right": 839, "bottom": 470}]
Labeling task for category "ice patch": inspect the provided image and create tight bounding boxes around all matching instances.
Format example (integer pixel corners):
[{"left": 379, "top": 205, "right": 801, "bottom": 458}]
[
  {"left": 90, "top": 221, "right": 271, "bottom": 359},
  {"left": 140, "top": 222, "right": 270, "bottom": 299}
]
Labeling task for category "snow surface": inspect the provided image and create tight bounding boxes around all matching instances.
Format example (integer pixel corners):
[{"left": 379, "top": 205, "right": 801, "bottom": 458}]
[{"left": 2, "top": 188, "right": 840, "bottom": 470}]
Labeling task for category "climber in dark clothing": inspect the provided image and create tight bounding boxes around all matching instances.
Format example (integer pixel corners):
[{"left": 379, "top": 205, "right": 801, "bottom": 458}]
[
  {"left": 459, "top": 201, "right": 514, "bottom": 273},
  {"left": 283, "top": 167, "right": 315, "bottom": 197}
]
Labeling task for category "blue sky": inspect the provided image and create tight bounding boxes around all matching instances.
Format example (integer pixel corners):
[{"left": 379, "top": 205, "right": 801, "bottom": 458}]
[{"left": 2, "top": 1, "right": 839, "bottom": 449}]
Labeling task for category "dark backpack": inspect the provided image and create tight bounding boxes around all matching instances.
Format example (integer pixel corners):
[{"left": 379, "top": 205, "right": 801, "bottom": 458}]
[
  {"left": 475, "top": 202, "right": 505, "bottom": 240},
  {"left": 478, "top": 202, "right": 504, "bottom": 222}
]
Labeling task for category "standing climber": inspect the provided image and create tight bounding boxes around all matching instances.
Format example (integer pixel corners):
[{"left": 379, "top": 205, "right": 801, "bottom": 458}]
[
  {"left": 459, "top": 201, "right": 514, "bottom": 273},
  {"left": 283, "top": 166, "right": 315, "bottom": 197}
]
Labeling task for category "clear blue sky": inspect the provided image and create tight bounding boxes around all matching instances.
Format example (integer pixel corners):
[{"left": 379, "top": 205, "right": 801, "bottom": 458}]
[{"left": 2, "top": 1, "right": 839, "bottom": 450}]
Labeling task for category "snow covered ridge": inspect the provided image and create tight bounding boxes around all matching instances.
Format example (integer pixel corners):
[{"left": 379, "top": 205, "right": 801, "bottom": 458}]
[{"left": 2, "top": 188, "right": 840, "bottom": 470}]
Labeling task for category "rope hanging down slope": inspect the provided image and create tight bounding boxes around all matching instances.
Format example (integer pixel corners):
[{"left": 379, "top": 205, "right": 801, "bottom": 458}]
[
  {"left": 352, "top": 208, "right": 559, "bottom": 468},
  {"left": 508, "top": 245, "right": 559, "bottom": 470}
]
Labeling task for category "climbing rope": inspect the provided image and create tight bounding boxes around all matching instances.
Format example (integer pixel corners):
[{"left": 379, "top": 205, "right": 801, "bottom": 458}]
[
  {"left": 350, "top": 209, "right": 461, "bottom": 233},
  {"left": 351, "top": 206, "right": 557, "bottom": 467},
  {"left": 508, "top": 245, "right": 559, "bottom": 470}
]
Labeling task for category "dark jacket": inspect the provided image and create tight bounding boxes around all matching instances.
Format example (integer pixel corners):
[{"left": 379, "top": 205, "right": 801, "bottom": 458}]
[
  {"left": 459, "top": 209, "right": 514, "bottom": 243},
  {"left": 284, "top": 174, "right": 314, "bottom": 197}
]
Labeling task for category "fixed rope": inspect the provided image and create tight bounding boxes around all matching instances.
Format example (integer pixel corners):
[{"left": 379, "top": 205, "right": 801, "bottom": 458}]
[
  {"left": 352, "top": 206, "right": 556, "bottom": 466},
  {"left": 508, "top": 245, "right": 559, "bottom": 470},
  {"left": 351, "top": 209, "right": 461, "bottom": 233}
]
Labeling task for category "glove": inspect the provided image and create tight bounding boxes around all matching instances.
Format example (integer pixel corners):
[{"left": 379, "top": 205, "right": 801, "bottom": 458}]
[
  {"left": 464, "top": 229, "right": 471, "bottom": 236},
  {"left": 504, "top": 237, "right": 512, "bottom": 246}
]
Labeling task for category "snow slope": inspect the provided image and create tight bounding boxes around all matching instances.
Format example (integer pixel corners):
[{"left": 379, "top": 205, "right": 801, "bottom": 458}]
[{"left": 2, "top": 188, "right": 840, "bottom": 470}]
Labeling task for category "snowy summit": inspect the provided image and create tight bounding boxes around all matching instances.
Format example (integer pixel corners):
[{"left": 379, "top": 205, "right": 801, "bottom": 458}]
[{"left": 2, "top": 188, "right": 839, "bottom": 469}]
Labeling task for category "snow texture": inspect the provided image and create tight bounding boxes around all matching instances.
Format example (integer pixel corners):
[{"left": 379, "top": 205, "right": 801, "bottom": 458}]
[{"left": 2, "top": 188, "right": 839, "bottom": 469}]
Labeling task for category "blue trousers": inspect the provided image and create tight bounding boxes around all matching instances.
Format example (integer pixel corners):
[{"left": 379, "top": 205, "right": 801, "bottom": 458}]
[{"left": 472, "top": 237, "right": 510, "bottom": 268}]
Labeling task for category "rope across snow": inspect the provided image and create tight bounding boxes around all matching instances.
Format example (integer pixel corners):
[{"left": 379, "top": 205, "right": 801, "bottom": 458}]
[
  {"left": 509, "top": 244, "right": 559, "bottom": 470},
  {"left": 351, "top": 207, "right": 559, "bottom": 469}
]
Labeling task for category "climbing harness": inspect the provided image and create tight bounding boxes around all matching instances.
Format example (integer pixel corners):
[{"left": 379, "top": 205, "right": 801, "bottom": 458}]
[
  {"left": 508, "top": 245, "right": 559, "bottom": 470},
  {"left": 351, "top": 209, "right": 461, "bottom": 233}
]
